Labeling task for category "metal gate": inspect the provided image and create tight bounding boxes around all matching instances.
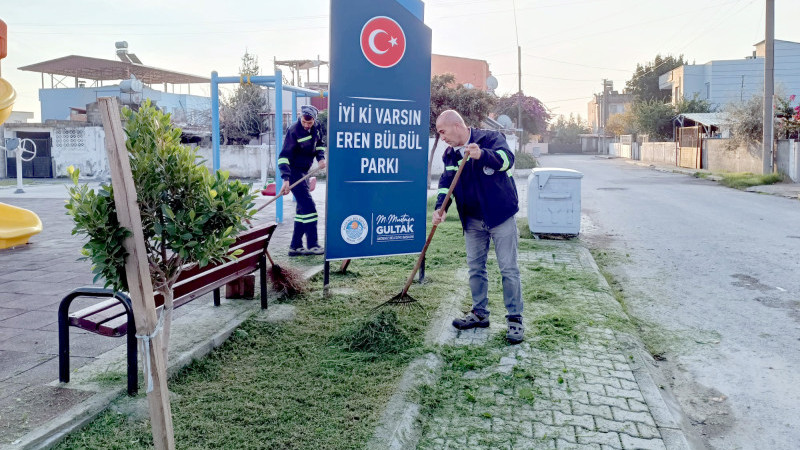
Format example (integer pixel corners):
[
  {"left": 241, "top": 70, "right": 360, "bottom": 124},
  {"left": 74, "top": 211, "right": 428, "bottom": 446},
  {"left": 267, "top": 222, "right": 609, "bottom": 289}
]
[
  {"left": 6, "top": 131, "right": 53, "bottom": 178},
  {"left": 677, "top": 126, "right": 701, "bottom": 169}
]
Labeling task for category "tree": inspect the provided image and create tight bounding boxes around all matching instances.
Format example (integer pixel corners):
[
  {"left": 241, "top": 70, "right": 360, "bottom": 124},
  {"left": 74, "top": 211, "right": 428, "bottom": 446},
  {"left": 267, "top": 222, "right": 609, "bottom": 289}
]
[
  {"left": 630, "top": 100, "right": 675, "bottom": 141},
  {"left": 723, "top": 95, "right": 763, "bottom": 148},
  {"left": 220, "top": 51, "right": 268, "bottom": 144},
  {"left": 775, "top": 94, "right": 800, "bottom": 139},
  {"left": 675, "top": 94, "right": 713, "bottom": 114},
  {"left": 495, "top": 92, "right": 550, "bottom": 137},
  {"left": 549, "top": 114, "right": 589, "bottom": 144},
  {"left": 625, "top": 54, "right": 686, "bottom": 102},
  {"left": 426, "top": 73, "right": 497, "bottom": 186},
  {"left": 606, "top": 110, "right": 636, "bottom": 137},
  {"left": 66, "top": 100, "right": 255, "bottom": 363}
]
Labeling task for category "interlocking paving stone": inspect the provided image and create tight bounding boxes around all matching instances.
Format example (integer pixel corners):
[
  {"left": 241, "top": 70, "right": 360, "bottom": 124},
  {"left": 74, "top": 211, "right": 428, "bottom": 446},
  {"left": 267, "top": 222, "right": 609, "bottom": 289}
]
[{"left": 416, "top": 240, "right": 677, "bottom": 449}]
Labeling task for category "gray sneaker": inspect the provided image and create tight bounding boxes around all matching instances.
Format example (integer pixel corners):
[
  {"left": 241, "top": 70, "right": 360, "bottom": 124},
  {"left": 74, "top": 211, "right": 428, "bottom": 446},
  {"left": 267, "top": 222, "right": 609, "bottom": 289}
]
[
  {"left": 306, "top": 246, "right": 325, "bottom": 255},
  {"left": 452, "top": 311, "right": 489, "bottom": 330},
  {"left": 506, "top": 319, "right": 524, "bottom": 344}
]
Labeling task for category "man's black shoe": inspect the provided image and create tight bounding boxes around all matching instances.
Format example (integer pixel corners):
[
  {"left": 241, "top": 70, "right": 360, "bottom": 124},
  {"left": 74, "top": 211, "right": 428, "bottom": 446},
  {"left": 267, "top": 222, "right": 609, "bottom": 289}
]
[{"left": 452, "top": 311, "right": 490, "bottom": 330}]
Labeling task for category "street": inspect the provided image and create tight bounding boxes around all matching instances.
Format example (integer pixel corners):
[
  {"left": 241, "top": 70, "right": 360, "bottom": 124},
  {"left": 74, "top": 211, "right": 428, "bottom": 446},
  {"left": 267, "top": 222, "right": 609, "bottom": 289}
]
[{"left": 537, "top": 154, "right": 800, "bottom": 450}]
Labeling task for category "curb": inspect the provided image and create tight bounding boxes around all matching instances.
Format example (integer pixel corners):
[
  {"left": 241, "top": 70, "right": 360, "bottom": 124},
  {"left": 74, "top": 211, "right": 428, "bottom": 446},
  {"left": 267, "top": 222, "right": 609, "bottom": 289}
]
[{"left": 577, "top": 245, "right": 697, "bottom": 450}]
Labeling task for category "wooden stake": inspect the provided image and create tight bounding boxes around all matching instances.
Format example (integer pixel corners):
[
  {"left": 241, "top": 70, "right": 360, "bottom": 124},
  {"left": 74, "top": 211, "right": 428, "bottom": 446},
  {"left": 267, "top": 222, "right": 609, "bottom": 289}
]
[{"left": 99, "top": 97, "right": 175, "bottom": 450}]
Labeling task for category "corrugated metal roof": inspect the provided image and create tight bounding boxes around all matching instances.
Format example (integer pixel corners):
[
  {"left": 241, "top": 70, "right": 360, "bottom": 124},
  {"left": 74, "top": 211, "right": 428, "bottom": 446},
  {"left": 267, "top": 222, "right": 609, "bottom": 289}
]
[
  {"left": 18, "top": 55, "right": 209, "bottom": 84},
  {"left": 675, "top": 112, "right": 730, "bottom": 126}
]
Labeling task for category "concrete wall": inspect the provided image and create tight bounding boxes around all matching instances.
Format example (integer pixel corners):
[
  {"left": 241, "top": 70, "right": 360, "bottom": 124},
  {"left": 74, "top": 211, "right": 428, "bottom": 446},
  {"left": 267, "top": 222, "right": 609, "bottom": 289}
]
[
  {"left": 641, "top": 142, "right": 677, "bottom": 165},
  {"left": 51, "top": 126, "right": 108, "bottom": 178},
  {"left": 195, "top": 145, "right": 278, "bottom": 179},
  {"left": 704, "top": 139, "right": 763, "bottom": 173},
  {"left": 777, "top": 140, "right": 800, "bottom": 181}
]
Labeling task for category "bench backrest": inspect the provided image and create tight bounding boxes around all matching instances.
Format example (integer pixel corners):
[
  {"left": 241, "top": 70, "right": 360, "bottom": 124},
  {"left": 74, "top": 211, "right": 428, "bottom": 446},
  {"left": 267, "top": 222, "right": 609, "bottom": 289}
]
[{"left": 153, "top": 222, "right": 278, "bottom": 308}]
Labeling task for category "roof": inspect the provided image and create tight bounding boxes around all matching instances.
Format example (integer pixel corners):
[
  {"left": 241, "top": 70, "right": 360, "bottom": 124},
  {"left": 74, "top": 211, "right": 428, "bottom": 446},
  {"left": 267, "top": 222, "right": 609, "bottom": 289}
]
[
  {"left": 18, "top": 55, "right": 209, "bottom": 84},
  {"left": 674, "top": 112, "right": 730, "bottom": 127}
]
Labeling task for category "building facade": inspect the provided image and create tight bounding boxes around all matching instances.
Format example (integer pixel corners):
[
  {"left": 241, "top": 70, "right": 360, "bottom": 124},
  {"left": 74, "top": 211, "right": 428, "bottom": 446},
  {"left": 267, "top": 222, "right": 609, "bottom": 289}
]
[
  {"left": 659, "top": 40, "right": 800, "bottom": 108},
  {"left": 431, "top": 54, "right": 493, "bottom": 92}
]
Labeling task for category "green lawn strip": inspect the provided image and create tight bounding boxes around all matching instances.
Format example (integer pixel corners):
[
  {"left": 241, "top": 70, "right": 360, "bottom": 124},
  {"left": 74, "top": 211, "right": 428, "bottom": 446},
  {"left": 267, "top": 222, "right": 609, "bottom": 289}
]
[
  {"left": 55, "top": 198, "right": 468, "bottom": 449},
  {"left": 416, "top": 237, "right": 633, "bottom": 448},
  {"left": 718, "top": 172, "right": 783, "bottom": 190}
]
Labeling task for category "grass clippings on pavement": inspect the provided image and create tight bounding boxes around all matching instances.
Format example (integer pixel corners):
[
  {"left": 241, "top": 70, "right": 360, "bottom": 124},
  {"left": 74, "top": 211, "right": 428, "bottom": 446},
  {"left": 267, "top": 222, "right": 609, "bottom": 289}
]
[{"left": 54, "top": 197, "right": 466, "bottom": 450}]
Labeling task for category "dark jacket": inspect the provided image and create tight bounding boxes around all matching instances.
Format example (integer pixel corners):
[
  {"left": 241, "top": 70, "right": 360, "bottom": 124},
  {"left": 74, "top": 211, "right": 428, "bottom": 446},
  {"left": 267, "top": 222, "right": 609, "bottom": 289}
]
[
  {"left": 435, "top": 128, "right": 519, "bottom": 228},
  {"left": 278, "top": 120, "right": 326, "bottom": 180}
]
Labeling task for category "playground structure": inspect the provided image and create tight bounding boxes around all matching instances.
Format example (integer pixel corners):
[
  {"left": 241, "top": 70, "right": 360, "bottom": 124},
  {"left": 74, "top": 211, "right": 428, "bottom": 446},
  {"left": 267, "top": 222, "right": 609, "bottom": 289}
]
[
  {"left": 210, "top": 69, "right": 327, "bottom": 223},
  {"left": 0, "top": 202, "right": 43, "bottom": 249},
  {"left": 0, "top": 18, "right": 43, "bottom": 248}
]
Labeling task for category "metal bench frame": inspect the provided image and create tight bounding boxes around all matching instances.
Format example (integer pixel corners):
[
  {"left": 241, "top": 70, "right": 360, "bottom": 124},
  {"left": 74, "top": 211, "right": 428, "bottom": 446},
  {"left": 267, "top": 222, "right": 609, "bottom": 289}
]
[{"left": 57, "top": 222, "right": 277, "bottom": 395}]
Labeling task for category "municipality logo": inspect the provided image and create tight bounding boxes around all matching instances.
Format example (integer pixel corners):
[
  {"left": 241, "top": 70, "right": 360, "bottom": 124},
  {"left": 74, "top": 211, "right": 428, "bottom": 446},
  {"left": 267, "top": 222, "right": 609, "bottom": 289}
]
[
  {"left": 341, "top": 215, "right": 368, "bottom": 245},
  {"left": 360, "top": 16, "right": 406, "bottom": 68}
]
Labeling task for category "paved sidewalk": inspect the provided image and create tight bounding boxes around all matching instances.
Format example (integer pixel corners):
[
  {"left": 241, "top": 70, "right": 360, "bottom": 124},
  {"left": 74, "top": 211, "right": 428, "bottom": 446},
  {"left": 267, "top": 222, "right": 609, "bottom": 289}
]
[
  {"left": 624, "top": 158, "right": 800, "bottom": 199},
  {"left": 412, "top": 241, "right": 689, "bottom": 450}
]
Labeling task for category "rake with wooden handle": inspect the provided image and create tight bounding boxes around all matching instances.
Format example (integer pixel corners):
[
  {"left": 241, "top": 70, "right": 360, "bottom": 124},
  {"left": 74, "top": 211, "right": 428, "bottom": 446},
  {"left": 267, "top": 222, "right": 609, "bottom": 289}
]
[
  {"left": 246, "top": 165, "right": 324, "bottom": 296},
  {"left": 375, "top": 154, "right": 469, "bottom": 309}
]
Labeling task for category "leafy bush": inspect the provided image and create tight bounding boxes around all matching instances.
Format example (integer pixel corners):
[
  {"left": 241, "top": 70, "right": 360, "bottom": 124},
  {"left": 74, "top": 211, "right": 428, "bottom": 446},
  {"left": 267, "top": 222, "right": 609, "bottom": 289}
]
[
  {"left": 514, "top": 151, "right": 537, "bottom": 170},
  {"left": 66, "top": 100, "right": 256, "bottom": 293}
]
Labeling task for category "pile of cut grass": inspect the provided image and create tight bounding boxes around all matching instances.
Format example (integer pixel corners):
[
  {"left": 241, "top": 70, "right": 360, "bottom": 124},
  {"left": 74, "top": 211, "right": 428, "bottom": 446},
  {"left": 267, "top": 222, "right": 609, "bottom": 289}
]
[{"left": 55, "top": 197, "right": 467, "bottom": 450}]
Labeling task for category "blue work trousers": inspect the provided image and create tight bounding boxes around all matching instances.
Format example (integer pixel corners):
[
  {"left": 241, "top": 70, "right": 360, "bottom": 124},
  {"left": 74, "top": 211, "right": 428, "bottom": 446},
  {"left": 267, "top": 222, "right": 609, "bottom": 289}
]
[
  {"left": 289, "top": 173, "right": 319, "bottom": 249},
  {"left": 463, "top": 216, "right": 523, "bottom": 320}
]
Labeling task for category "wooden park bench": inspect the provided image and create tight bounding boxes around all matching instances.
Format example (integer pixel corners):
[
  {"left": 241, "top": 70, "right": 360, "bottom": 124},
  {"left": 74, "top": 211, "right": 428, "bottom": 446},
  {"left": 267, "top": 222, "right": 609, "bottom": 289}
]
[{"left": 57, "top": 222, "right": 278, "bottom": 396}]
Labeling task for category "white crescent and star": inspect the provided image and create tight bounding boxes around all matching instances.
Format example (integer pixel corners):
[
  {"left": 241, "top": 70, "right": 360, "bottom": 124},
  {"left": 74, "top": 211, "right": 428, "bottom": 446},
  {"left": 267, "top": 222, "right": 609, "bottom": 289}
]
[{"left": 367, "top": 28, "right": 399, "bottom": 55}]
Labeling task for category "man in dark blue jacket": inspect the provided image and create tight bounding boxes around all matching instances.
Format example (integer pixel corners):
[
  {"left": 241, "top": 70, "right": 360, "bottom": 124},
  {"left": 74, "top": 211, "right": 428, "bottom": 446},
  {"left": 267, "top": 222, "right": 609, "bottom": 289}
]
[
  {"left": 279, "top": 105, "right": 326, "bottom": 256},
  {"left": 433, "top": 110, "right": 523, "bottom": 344}
]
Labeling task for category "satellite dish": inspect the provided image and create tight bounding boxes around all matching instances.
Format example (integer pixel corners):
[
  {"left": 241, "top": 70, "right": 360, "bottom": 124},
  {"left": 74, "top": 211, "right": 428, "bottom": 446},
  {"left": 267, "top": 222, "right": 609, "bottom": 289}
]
[
  {"left": 497, "top": 114, "right": 513, "bottom": 129},
  {"left": 486, "top": 75, "right": 498, "bottom": 90}
]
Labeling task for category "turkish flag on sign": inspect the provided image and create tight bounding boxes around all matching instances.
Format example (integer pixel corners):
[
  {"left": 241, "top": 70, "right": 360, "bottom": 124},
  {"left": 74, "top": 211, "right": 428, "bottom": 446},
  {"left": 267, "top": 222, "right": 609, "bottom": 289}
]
[{"left": 360, "top": 16, "right": 406, "bottom": 69}]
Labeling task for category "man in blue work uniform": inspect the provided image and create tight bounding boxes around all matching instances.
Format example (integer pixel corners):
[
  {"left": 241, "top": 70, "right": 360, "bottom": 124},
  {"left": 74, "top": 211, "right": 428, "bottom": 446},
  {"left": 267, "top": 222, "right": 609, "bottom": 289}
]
[
  {"left": 278, "top": 104, "right": 327, "bottom": 256},
  {"left": 432, "top": 109, "right": 524, "bottom": 344}
]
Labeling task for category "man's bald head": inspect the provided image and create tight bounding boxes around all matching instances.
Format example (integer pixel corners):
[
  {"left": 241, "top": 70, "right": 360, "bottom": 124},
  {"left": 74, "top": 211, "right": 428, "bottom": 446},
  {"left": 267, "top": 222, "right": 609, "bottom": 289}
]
[
  {"left": 436, "top": 110, "right": 470, "bottom": 147},
  {"left": 436, "top": 110, "right": 466, "bottom": 127}
]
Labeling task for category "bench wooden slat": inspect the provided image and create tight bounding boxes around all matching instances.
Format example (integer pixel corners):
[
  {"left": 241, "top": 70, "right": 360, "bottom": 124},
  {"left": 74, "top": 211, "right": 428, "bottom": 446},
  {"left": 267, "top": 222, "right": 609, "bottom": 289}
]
[
  {"left": 172, "top": 252, "right": 263, "bottom": 307},
  {"left": 67, "top": 299, "right": 120, "bottom": 323},
  {"left": 97, "top": 314, "right": 131, "bottom": 337},
  {"left": 75, "top": 302, "right": 128, "bottom": 335}
]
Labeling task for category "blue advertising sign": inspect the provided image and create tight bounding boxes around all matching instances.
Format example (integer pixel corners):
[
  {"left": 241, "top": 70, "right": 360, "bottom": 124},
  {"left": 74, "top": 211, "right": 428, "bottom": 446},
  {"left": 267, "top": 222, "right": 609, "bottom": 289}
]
[{"left": 326, "top": 0, "right": 431, "bottom": 260}]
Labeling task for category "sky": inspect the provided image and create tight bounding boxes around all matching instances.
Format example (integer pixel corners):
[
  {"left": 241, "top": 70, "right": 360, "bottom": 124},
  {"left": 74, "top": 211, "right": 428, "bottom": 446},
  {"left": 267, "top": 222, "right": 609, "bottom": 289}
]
[{"left": 2, "top": 0, "right": 800, "bottom": 123}]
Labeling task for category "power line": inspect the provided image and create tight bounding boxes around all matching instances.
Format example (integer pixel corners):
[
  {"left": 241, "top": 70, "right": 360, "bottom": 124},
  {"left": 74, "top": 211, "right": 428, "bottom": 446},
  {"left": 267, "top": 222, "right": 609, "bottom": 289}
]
[{"left": 522, "top": 53, "right": 629, "bottom": 73}]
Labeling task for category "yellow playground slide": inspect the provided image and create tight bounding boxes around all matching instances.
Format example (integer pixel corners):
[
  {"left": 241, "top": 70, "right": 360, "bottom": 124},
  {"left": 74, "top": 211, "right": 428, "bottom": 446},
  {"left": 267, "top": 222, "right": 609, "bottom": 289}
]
[
  {"left": 0, "top": 77, "right": 14, "bottom": 125},
  {"left": 0, "top": 202, "right": 43, "bottom": 249}
]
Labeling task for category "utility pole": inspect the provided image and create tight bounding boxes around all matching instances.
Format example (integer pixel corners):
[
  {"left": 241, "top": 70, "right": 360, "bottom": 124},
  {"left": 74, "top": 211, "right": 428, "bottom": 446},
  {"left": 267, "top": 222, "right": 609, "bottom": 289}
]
[
  {"left": 601, "top": 79, "right": 612, "bottom": 153},
  {"left": 762, "top": 0, "right": 774, "bottom": 174},
  {"left": 517, "top": 45, "right": 522, "bottom": 153}
]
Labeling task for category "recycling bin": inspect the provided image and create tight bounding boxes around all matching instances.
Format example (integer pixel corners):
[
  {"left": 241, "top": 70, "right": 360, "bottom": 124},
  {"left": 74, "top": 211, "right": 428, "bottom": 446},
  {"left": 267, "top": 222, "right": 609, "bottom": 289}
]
[{"left": 527, "top": 168, "right": 583, "bottom": 235}]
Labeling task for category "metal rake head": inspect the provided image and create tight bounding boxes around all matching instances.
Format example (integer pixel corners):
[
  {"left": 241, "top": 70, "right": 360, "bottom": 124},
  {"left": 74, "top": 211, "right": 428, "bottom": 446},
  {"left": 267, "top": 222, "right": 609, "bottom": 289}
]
[{"left": 373, "top": 291, "right": 422, "bottom": 311}]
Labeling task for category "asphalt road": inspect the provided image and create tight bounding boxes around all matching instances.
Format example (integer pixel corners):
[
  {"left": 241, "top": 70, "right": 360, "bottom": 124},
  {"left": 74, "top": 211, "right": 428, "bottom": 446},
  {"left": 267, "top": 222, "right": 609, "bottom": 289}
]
[{"left": 536, "top": 154, "right": 800, "bottom": 450}]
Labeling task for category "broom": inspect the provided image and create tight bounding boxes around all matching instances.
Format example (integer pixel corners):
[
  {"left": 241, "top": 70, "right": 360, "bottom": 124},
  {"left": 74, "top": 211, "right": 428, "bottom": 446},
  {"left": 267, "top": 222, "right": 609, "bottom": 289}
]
[{"left": 248, "top": 166, "right": 325, "bottom": 297}]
